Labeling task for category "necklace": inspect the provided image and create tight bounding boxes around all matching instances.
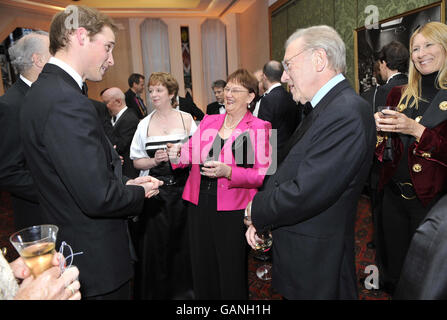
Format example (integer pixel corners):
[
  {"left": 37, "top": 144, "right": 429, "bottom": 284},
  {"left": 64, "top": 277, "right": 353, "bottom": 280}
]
[{"left": 224, "top": 114, "right": 244, "bottom": 130}]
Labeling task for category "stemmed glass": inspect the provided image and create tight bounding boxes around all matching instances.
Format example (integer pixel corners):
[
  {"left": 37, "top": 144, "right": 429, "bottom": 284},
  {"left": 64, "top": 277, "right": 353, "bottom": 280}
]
[
  {"left": 254, "top": 230, "right": 273, "bottom": 280},
  {"left": 161, "top": 146, "right": 176, "bottom": 186}
]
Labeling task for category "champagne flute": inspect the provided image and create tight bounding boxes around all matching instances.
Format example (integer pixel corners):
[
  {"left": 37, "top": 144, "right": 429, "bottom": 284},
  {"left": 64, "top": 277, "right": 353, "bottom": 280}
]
[
  {"left": 254, "top": 230, "right": 273, "bottom": 281},
  {"left": 10, "top": 225, "right": 59, "bottom": 277}
]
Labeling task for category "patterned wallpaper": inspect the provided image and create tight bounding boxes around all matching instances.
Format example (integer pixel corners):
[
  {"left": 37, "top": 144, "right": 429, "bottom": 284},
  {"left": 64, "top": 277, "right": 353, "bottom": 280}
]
[{"left": 271, "top": 0, "right": 441, "bottom": 88}]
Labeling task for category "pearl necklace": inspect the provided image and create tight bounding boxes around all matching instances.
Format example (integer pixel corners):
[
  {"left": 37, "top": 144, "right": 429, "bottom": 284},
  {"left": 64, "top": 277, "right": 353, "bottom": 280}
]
[{"left": 223, "top": 114, "right": 244, "bottom": 130}]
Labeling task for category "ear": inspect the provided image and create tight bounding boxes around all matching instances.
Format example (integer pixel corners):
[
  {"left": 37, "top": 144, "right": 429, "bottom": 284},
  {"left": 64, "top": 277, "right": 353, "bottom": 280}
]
[
  {"left": 313, "top": 49, "right": 327, "bottom": 72},
  {"left": 246, "top": 92, "right": 255, "bottom": 104},
  {"left": 74, "top": 27, "right": 88, "bottom": 46}
]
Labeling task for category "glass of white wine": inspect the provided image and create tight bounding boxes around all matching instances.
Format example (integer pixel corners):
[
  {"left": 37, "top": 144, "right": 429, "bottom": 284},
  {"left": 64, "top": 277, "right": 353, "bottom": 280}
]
[
  {"left": 255, "top": 230, "right": 273, "bottom": 281},
  {"left": 10, "top": 225, "right": 59, "bottom": 277}
]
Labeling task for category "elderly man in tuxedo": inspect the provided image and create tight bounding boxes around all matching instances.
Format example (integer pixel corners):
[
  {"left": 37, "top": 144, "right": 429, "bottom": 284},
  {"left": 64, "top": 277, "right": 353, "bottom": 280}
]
[
  {"left": 0, "top": 31, "right": 50, "bottom": 231},
  {"left": 245, "top": 25, "right": 375, "bottom": 299},
  {"left": 20, "top": 5, "right": 162, "bottom": 300},
  {"left": 101, "top": 87, "right": 139, "bottom": 178}
]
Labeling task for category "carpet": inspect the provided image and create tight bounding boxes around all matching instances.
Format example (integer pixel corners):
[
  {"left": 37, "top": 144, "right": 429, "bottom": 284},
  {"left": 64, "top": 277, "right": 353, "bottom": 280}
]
[{"left": 0, "top": 192, "right": 389, "bottom": 300}]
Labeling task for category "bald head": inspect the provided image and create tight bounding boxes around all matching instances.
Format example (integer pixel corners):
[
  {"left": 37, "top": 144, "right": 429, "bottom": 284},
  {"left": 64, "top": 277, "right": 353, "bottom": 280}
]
[{"left": 101, "top": 87, "right": 126, "bottom": 116}]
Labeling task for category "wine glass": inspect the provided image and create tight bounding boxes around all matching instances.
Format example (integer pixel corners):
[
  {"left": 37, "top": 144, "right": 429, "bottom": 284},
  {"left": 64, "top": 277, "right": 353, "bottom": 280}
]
[
  {"left": 161, "top": 146, "right": 177, "bottom": 186},
  {"left": 10, "top": 225, "right": 58, "bottom": 277},
  {"left": 254, "top": 230, "right": 273, "bottom": 281}
]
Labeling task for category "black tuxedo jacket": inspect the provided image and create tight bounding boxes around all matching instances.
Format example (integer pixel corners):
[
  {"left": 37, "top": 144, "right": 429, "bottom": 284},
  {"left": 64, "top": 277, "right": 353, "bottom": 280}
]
[
  {"left": 110, "top": 108, "right": 140, "bottom": 179},
  {"left": 179, "top": 96, "right": 204, "bottom": 120},
  {"left": 206, "top": 101, "right": 224, "bottom": 115},
  {"left": 0, "top": 78, "right": 43, "bottom": 230},
  {"left": 258, "top": 85, "right": 300, "bottom": 154},
  {"left": 395, "top": 194, "right": 447, "bottom": 299},
  {"left": 20, "top": 64, "right": 145, "bottom": 297},
  {"left": 90, "top": 99, "right": 114, "bottom": 142},
  {"left": 374, "top": 73, "right": 408, "bottom": 110},
  {"left": 125, "top": 89, "right": 147, "bottom": 119},
  {"left": 252, "top": 79, "right": 376, "bottom": 299}
]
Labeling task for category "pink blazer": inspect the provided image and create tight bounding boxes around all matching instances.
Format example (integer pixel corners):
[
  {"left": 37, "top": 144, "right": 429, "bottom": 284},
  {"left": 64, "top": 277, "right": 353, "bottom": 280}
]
[{"left": 172, "top": 112, "right": 272, "bottom": 211}]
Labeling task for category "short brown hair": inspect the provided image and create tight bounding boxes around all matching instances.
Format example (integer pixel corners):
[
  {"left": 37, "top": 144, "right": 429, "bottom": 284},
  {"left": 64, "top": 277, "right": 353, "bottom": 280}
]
[
  {"left": 227, "top": 69, "right": 258, "bottom": 109},
  {"left": 227, "top": 69, "right": 258, "bottom": 95},
  {"left": 148, "top": 72, "right": 179, "bottom": 107},
  {"left": 49, "top": 5, "right": 118, "bottom": 55}
]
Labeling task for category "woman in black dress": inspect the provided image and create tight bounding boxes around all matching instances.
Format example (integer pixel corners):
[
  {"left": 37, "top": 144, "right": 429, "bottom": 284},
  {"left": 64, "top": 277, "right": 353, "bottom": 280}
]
[{"left": 130, "top": 72, "right": 197, "bottom": 299}]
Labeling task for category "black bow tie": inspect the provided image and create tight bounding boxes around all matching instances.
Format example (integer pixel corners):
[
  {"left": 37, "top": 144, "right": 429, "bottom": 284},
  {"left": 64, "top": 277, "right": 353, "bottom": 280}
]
[
  {"left": 81, "top": 82, "right": 88, "bottom": 96},
  {"left": 112, "top": 116, "right": 117, "bottom": 122},
  {"left": 302, "top": 103, "right": 313, "bottom": 116}
]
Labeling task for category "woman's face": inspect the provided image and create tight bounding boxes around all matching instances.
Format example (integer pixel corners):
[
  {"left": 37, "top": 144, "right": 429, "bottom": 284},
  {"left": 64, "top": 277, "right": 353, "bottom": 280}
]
[
  {"left": 223, "top": 81, "right": 254, "bottom": 114},
  {"left": 148, "top": 83, "right": 173, "bottom": 108},
  {"left": 411, "top": 33, "right": 446, "bottom": 75}
]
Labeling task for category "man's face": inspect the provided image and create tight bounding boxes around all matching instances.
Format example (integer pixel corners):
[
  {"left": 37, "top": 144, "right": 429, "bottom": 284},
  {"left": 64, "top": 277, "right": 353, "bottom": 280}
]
[
  {"left": 134, "top": 77, "right": 145, "bottom": 95},
  {"left": 281, "top": 38, "right": 314, "bottom": 104},
  {"left": 213, "top": 86, "right": 225, "bottom": 104},
  {"left": 84, "top": 26, "right": 115, "bottom": 82}
]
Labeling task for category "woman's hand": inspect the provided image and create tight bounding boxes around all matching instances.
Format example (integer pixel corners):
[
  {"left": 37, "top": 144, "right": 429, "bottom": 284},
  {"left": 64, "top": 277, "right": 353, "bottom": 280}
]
[
  {"left": 154, "top": 149, "right": 169, "bottom": 165},
  {"left": 374, "top": 110, "right": 426, "bottom": 140},
  {"left": 166, "top": 143, "right": 181, "bottom": 163},
  {"left": 201, "top": 161, "right": 232, "bottom": 179}
]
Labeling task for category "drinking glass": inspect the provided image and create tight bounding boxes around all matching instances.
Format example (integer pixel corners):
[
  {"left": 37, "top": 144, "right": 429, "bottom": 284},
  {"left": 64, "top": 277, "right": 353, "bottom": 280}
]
[
  {"left": 161, "top": 146, "right": 176, "bottom": 186},
  {"left": 10, "top": 225, "right": 58, "bottom": 277},
  {"left": 254, "top": 230, "right": 273, "bottom": 281},
  {"left": 377, "top": 105, "right": 396, "bottom": 116},
  {"left": 199, "top": 155, "right": 214, "bottom": 176}
]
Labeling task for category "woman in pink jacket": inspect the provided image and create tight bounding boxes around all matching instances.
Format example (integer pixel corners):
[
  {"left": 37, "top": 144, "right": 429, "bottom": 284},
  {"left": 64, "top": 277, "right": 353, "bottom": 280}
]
[{"left": 168, "top": 69, "right": 272, "bottom": 299}]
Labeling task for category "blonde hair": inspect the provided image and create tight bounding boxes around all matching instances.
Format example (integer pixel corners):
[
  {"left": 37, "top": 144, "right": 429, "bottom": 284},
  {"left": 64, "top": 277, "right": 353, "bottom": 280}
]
[{"left": 400, "top": 22, "right": 447, "bottom": 109}]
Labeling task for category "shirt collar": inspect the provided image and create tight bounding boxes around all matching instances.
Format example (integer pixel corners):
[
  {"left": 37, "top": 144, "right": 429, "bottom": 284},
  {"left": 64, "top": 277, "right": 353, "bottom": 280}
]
[
  {"left": 115, "top": 106, "right": 128, "bottom": 121},
  {"left": 310, "top": 73, "right": 345, "bottom": 107},
  {"left": 265, "top": 82, "right": 281, "bottom": 95},
  {"left": 48, "top": 57, "right": 83, "bottom": 90},
  {"left": 386, "top": 72, "right": 402, "bottom": 84},
  {"left": 19, "top": 74, "right": 33, "bottom": 87}
]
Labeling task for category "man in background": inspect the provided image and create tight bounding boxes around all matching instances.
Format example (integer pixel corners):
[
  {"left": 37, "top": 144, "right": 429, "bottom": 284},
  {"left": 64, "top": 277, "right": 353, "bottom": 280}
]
[
  {"left": 206, "top": 79, "right": 226, "bottom": 115},
  {"left": 256, "top": 60, "right": 300, "bottom": 156},
  {"left": 0, "top": 31, "right": 50, "bottom": 230},
  {"left": 101, "top": 87, "right": 140, "bottom": 179},
  {"left": 125, "top": 73, "right": 147, "bottom": 119}
]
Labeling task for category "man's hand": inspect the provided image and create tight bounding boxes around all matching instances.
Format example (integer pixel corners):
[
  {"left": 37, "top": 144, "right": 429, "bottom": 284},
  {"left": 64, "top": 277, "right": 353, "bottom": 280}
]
[
  {"left": 245, "top": 224, "right": 262, "bottom": 250},
  {"left": 10, "top": 252, "right": 65, "bottom": 280},
  {"left": 127, "top": 175, "right": 164, "bottom": 198},
  {"left": 14, "top": 265, "right": 81, "bottom": 300}
]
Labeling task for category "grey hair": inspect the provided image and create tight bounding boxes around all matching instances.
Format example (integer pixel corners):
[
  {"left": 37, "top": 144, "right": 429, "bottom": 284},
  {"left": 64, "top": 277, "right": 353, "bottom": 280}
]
[
  {"left": 285, "top": 25, "right": 346, "bottom": 74},
  {"left": 8, "top": 31, "right": 49, "bottom": 75}
]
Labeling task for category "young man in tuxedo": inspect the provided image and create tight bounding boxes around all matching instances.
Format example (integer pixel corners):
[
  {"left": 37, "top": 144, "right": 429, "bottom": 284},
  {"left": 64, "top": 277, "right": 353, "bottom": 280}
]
[
  {"left": 245, "top": 25, "right": 375, "bottom": 299},
  {"left": 206, "top": 79, "right": 226, "bottom": 115},
  {"left": 125, "top": 73, "right": 147, "bottom": 119},
  {"left": 0, "top": 31, "right": 50, "bottom": 231},
  {"left": 20, "top": 5, "right": 162, "bottom": 300},
  {"left": 374, "top": 41, "right": 409, "bottom": 110}
]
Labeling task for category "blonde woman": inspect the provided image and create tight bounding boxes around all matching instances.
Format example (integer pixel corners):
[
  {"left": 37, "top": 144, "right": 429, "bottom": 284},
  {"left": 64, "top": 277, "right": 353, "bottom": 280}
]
[{"left": 374, "top": 21, "right": 447, "bottom": 294}]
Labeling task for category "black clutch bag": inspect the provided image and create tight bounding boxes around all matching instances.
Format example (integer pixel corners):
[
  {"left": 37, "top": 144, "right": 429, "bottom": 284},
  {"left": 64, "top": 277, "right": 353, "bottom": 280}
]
[{"left": 231, "top": 131, "right": 254, "bottom": 168}]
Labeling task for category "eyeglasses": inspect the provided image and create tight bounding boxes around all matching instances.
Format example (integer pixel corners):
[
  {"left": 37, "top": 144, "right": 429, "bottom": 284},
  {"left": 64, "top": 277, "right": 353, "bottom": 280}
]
[
  {"left": 282, "top": 48, "right": 310, "bottom": 73},
  {"left": 223, "top": 87, "right": 249, "bottom": 95}
]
